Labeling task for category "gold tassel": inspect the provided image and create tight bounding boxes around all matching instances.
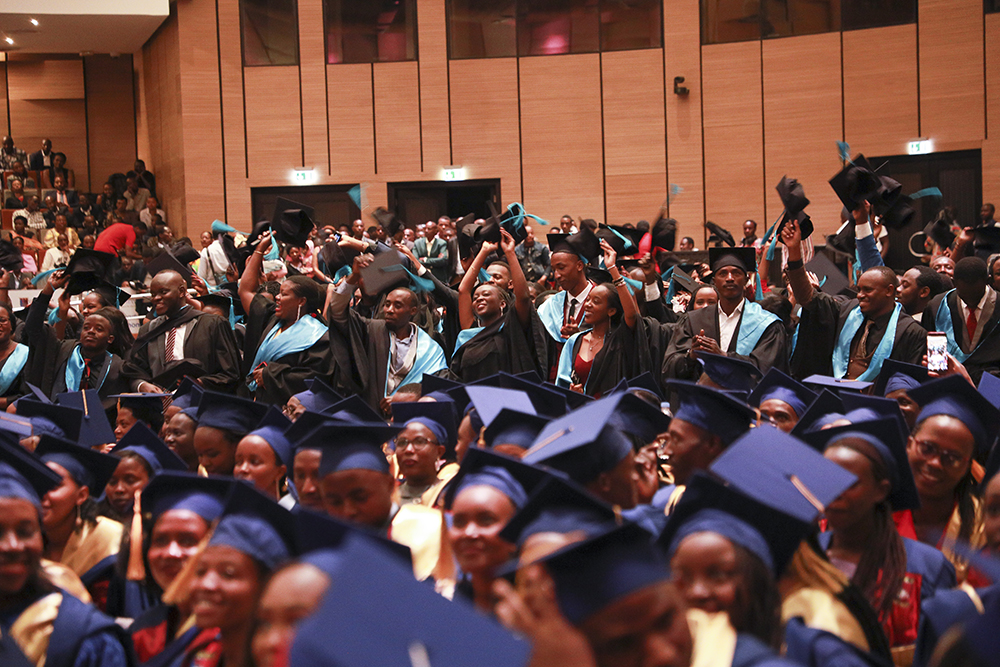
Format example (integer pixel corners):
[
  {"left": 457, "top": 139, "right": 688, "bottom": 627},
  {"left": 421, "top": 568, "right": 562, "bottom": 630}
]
[
  {"left": 126, "top": 489, "right": 146, "bottom": 581},
  {"left": 161, "top": 520, "right": 216, "bottom": 607},
  {"left": 972, "top": 460, "right": 985, "bottom": 484}
]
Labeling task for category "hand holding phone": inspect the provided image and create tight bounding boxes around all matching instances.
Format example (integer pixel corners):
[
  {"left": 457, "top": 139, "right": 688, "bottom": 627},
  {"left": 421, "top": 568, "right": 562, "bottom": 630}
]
[{"left": 927, "top": 332, "right": 948, "bottom": 372}]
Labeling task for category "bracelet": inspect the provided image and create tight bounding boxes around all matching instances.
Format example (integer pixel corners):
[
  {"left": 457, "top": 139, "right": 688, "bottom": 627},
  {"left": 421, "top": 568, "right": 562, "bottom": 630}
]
[
  {"left": 786, "top": 259, "right": 803, "bottom": 271},
  {"left": 613, "top": 277, "right": 626, "bottom": 287}
]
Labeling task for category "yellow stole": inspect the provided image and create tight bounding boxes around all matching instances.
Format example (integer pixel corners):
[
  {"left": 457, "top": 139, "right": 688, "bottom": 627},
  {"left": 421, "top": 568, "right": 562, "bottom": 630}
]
[
  {"left": 939, "top": 497, "right": 984, "bottom": 585},
  {"left": 390, "top": 504, "right": 443, "bottom": 581},
  {"left": 662, "top": 485, "right": 686, "bottom": 516},
  {"left": 60, "top": 516, "right": 123, "bottom": 578},
  {"left": 39, "top": 559, "right": 91, "bottom": 604},
  {"left": 8, "top": 592, "right": 62, "bottom": 667},
  {"left": 687, "top": 608, "right": 738, "bottom": 667}
]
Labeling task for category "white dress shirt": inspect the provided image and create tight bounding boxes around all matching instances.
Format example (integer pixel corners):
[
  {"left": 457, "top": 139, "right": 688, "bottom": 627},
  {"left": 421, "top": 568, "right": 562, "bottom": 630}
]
[{"left": 718, "top": 299, "right": 746, "bottom": 353}]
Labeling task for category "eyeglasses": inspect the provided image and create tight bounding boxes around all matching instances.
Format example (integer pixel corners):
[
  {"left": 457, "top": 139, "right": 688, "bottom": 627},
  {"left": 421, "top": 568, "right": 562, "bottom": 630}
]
[
  {"left": 912, "top": 439, "right": 969, "bottom": 471},
  {"left": 395, "top": 437, "right": 438, "bottom": 451}
]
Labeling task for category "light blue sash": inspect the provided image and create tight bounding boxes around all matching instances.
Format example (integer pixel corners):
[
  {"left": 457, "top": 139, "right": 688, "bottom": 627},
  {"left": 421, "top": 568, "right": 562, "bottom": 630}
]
[
  {"left": 453, "top": 327, "right": 484, "bottom": 358},
  {"left": 0, "top": 344, "right": 28, "bottom": 395},
  {"left": 555, "top": 331, "right": 585, "bottom": 388},
  {"left": 65, "top": 347, "right": 112, "bottom": 392},
  {"left": 935, "top": 290, "right": 993, "bottom": 363},
  {"left": 831, "top": 302, "right": 902, "bottom": 381},
  {"left": 386, "top": 327, "right": 447, "bottom": 397},
  {"left": 537, "top": 291, "right": 567, "bottom": 342},
  {"left": 247, "top": 315, "right": 327, "bottom": 390},
  {"left": 735, "top": 301, "right": 780, "bottom": 356}
]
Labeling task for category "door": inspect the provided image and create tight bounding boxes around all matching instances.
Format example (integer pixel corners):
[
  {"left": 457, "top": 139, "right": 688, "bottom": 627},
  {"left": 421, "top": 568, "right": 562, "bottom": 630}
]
[
  {"left": 250, "top": 184, "right": 362, "bottom": 233},
  {"left": 388, "top": 179, "right": 501, "bottom": 226}
]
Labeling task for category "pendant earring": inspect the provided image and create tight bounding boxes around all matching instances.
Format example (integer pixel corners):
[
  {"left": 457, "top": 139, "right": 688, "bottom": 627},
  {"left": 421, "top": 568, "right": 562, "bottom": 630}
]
[
  {"left": 75, "top": 504, "right": 83, "bottom": 529},
  {"left": 297, "top": 303, "right": 302, "bottom": 320}
]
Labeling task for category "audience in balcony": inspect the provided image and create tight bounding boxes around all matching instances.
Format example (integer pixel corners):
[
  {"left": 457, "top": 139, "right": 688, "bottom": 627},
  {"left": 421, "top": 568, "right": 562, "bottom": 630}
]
[
  {"left": 28, "top": 138, "right": 53, "bottom": 171},
  {"left": 15, "top": 195, "right": 47, "bottom": 232},
  {"left": 44, "top": 213, "right": 80, "bottom": 250},
  {"left": 127, "top": 159, "right": 155, "bottom": 196},
  {"left": 139, "top": 195, "right": 166, "bottom": 229},
  {"left": 5, "top": 179, "right": 28, "bottom": 209},
  {"left": 44, "top": 151, "right": 73, "bottom": 188},
  {"left": 0, "top": 136, "right": 27, "bottom": 170},
  {"left": 40, "top": 232, "right": 73, "bottom": 272},
  {"left": 6, "top": 160, "right": 35, "bottom": 189},
  {"left": 123, "top": 175, "right": 151, "bottom": 212}
]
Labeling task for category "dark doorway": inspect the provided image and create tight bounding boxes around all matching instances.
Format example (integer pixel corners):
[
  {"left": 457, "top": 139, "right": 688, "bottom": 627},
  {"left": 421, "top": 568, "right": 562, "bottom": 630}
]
[
  {"left": 250, "top": 184, "right": 361, "bottom": 232},
  {"left": 388, "top": 180, "right": 501, "bottom": 226},
  {"left": 868, "top": 149, "right": 982, "bottom": 271}
]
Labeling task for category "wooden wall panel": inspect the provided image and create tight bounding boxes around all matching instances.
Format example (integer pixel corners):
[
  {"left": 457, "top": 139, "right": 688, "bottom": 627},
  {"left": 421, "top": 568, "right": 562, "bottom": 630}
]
[
  {"left": 245, "top": 67, "right": 302, "bottom": 182},
  {"left": 919, "top": 0, "right": 985, "bottom": 144},
  {"left": 10, "top": 99, "right": 88, "bottom": 190},
  {"left": 328, "top": 65, "right": 376, "bottom": 179},
  {"left": 7, "top": 59, "right": 84, "bottom": 100},
  {"left": 520, "top": 54, "right": 604, "bottom": 225},
  {"left": 417, "top": 0, "right": 451, "bottom": 170},
  {"left": 763, "top": 33, "right": 843, "bottom": 238},
  {"left": 373, "top": 62, "right": 421, "bottom": 177},
  {"left": 217, "top": 0, "right": 251, "bottom": 228},
  {"left": 85, "top": 55, "right": 137, "bottom": 195},
  {"left": 299, "top": 0, "right": 330, "bottom": 176},
  {"left": 664, "top": 0, "right": 705, "bottom": 242},
  {"left": 702, "top": 41, "right": 764, "bottom": 231},
  {"left": 0, "top": 64, "right": 8, "bottom": 137},
  {"left": 602, "top": 50, "right": 667, "bottom": 225},
  {"left": 449, "top": 58, "right": 521, "bottom": 205},
  {"left": 986, "top": 14, "right": 1000, "bottom": 140},
  {"left": 843, "top": 25, "right": 918, "bottom": 156}
]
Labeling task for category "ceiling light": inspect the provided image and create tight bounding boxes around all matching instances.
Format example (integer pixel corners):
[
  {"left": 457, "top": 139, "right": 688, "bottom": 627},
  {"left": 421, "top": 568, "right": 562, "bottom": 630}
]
[
  {"left": 29, "top": 18, "right": 38, "bottom": 26},
  {"left": 5, "top": 38, "right": 13, "bottom": 45}
]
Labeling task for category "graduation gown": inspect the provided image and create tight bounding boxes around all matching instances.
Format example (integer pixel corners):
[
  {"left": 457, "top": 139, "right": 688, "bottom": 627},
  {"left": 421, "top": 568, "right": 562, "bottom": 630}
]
[
  {"left": 240, "top": 294, "right": 332, "bottom": 406},
  {"left": 790, "top": 293, "right": 926, "bottom": 381},
  {"left": 555, "top": 318, "right": 652, "bottom": 397},
  {"left": 663, "top": 301, "right": 788, "bottom": 382},
  {"left": 449, "top": 307, "right": 548, "bottom": 382},
  {"left": 921, "top": 289, "right": 1000, "bottom": 384},
  {"left": 59, "top": 516, "right": 124, "bottom": 613},
  {"left": 784, "top": 618, "right": 886, "bottom": 667},
  {"left": 129, "top": 604, "right": 199, "bottom": 666},
  {"left": 121, "top": 308, "right": 241, "bottom": 393}
]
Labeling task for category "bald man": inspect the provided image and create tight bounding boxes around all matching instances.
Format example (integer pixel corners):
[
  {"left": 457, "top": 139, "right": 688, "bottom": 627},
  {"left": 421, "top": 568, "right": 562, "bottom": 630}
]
[{"left": 122, "top": 270, "right": 242, "bottom": 393}]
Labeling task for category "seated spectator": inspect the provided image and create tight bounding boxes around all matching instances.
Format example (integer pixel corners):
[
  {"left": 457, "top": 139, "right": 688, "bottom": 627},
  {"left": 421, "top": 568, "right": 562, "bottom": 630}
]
[
  {"left": 12, "top": 235, "right": 37, "bottom": 274},
  {"left": 28, "top": 137, "right": 52, "bottom": 171},
  {"left": 14, "top": 195, "right": 46, "bottom": 232},
  {"left": 146, "top": 224, "right": 174, "bottom": 257},
  {"left": 95, "top": 218, "right": 146, "bottom": 256},
  {"left": 0, "top": 135, "right": 27, "bottom": 170},
  {"left": 114, "top": 195, "right": 138, "bottom": 224},
  {"left": 79, "top": 214, "right": 99, "bottom": 240},
  {"left": 5, "top": 178, "right": 27, "bottom": 209},
  {"left": 80, "top": 234, "right": 95, "bottom": 250},
  {"left": 6, "top": 160, "right": 35, "bottom": 189},
  {"left": 40, "top": 232, "right": 72, "bottom": 272},
  {"left": 44, "top": 151, "right": 73, "bottom": 189},
  {"left": 127, "top": 159, "right": 156, "bottom": 196},
  {"left": 111, "top": 253, "right": 146, "bottom": 288},
  {"left": 44, "top": 213, "right": 80, "bottom": 250},
  {"left": 45, "top": 174, "right": 79, "bottom": 209},
  {"left": 72, "top": 193, "right": 95, "bottom": 227},
  {"left": 139, "top": 195, "right": 165, "bottom": 229},
  {"left": 42, "top": 195, "right": 59, "bottom": 226},
  {"left": 122, "top": 176, "right": 150, "bottom": 212}
]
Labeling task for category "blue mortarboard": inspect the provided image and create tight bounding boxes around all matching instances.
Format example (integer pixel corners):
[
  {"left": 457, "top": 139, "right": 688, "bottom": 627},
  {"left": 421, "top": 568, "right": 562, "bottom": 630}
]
[
  {"left": 838, "top": 392, "right": 910, "bottom": 446},
  {"left": 963, "top": 590, "right": 1000, "bottom": 667},
  {"left": 140, "top": 471, "right": 232, "bottom": 522},
  {"left": 442, "top": 448, "right": 549, "bottom": 510},
  {"left": 538, "top": 522, "right": 666, "bottom": 626},
  {"left": 24, "top": 383, "right": 52, "bottom": 404},
  {"left": 984, "top": 442, "right": 1000, "bottom": 487},
  {"left": 195, "top": 390, "right": 269, "bottom": 435},
  {"left": 666, "top": 380, "right": 755, "bottom": 446},
  {"left": 293, "top": 505, "right": 413, "bottom": 565},
  {"left": 874, "top": 359, "right": 928, "bottom": 397},
  {"left": 802, "top": 417, "right": 920, "bottom": 511},
  {"left": 170, "top": 378, "right": 204, "bottom": 412},
  {"left": 391, "top": 401, "right": 457, "bottom": 456},
  {"left": 0, "top": 440, "right": 62, "bottom": 507},
  {"left": 55, "top": 390, "right": 116, "bottom": 447},
  {"left": 482, "top": 409, "right": 551, "bottom": 450},
  {"left": 464, "top": 386, "right": 537, "bottom": 433},
  {"left": 659, "top": 472, "right": 811, "bottom": 575},
  {"left": 209, "top": 480, "right": 296, "bottom": 570},
  {"left": 111, "top": 392, "right": 170, "bottom": 417},
  {"left": 320, "top": 394, "right": 384, "bottom": 423},
  {"left": 494, "top": 372, "right": 571, "bottom": 417},
  {"left": 908, "top": 375, "right": 1000, "bottom": 454},
  {"left": 789, "top": 390, "right": 845, "bottom": 437},
  {"left": 978, "top": 371, "right": 1000, "bottom": 409},
  {"left": 696, "top": 352, "right": 762, "bottom": 393},
  {"left": 35, "top": 435, "right": 120, "bottom": 492},
  {"left": 307, "top": 422, "right": 401, "bottom": 476},
  {"left": 710, "top": 425, "right": 858, "bottom": 520},
  {"left": 499, "top": 475, "right": 618, "bottom": 548},
  {"left": 284, "top": 410, "right": 341, "bottom": 450},
  {"left": 246, "top": 406, "right": 294, "bottom": 467},
  {"left": 522, "top": 395, "right": 634, "bottom": 484},
  {"left": 289, "top": 534, "right": 531, "bottom": 667},
  {"left": 542, "top": 381, "right": 593, "bottom": 409},
  {"left": 292, "top": 378, "right": 344, "bottom": 413},
  {"left": 17, "top": 400, "right": 82, "bottom": 443},
  {"left": 609, "top": 372, "right": 664, "bottom": 401},
  {"left": 112, "top": 422, "right": 188, "bottom": 474},
  {"left": 0, "top": 412, "right": 37, "bottom": 440},
  {"left": 421, "top": 374, "right": 465, "bottom": 397},
  {"left": 747, "top": 368, "right": 817, "bottom": 418},
  {"left": 802, "top": 375, "right": 873, "bottom": 393},
  {"left": 607, "top": 392, "right": 671, "bottom": 446}
]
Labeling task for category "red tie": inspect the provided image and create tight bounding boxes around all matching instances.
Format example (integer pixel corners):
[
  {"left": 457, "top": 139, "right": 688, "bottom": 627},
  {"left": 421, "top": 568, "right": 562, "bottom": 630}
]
[
  {"left": 165, "top": 327, "right": 176, "bottom": 363},
  {"left": 967, "top": 307, "right": 978, "bottom": 343}
]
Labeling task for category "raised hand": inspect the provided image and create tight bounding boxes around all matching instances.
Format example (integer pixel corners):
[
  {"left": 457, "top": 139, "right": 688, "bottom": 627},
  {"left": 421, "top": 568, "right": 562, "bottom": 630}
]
[{"left": 600, "top": 238, "right": 616, "bottom": 269}]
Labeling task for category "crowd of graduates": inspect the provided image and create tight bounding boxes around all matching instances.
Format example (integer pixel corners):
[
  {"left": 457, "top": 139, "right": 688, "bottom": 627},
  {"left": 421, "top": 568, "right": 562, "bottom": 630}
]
[{"left": 2, "top": 156, "right": 1000, "bottom": 667}]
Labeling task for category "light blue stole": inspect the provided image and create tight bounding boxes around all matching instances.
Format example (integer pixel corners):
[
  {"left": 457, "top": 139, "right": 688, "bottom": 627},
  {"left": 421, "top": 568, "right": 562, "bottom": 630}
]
[
  {"left": 247, "top": 315, "right": 327, "bottom": 390},
  {"left": 0, "top": 344, "right": 28, "bottom": 395},
  {"left": 935, "top": 290, "right": 993, "bottom": 363},
  {"left": 385, "top": 327, "right": 447, "bottom": 397},
  {"left": 537, "top": 291, "right": 567, "bottom": 342},
  {"left": 734, "top": 301, "right": 780, "bottom": 356},
  {"left": 555, "top": 331, "right": 586, "bottom": 388},
  {"left": 65, "top": 347, "right": 112, "bottom": 392},
  {"left": 831, "top": 302, "right": 902, "bottom": 381}
]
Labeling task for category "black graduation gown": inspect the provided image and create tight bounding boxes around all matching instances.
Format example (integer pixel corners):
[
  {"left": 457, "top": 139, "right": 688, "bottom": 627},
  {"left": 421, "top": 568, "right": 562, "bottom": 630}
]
[
  {"left": 663, "top": 302, "right": 788, "bottom": 382},
  {"left": 121, "top": 308, "right": 242, "bottom": 393},
  {"left": 789, "top": 292, "right": 926, "bottom": 381},
  {"left": 569, "top": 318, "right": 652, "bottom": 397},
  {"left": 241, "top": 294, "right": 332, "bottom": 406},
  {"left": 425, "top": 271, "right": 462, "bottom": 358},
  {"left": 643, "top": 316, "right": 677, "bottom": 394},
  {"left": 921, "top": 290, "right": 1000, "bottom": 384},
  {"left": 449, "top": 307, "right": 548, "bottom": 382}
]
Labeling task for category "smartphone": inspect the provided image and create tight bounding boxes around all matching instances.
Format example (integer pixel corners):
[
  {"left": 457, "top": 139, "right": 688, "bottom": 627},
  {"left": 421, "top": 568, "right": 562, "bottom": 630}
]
[{"left": 927, "top": 332, "right": 948, "bottom": 372}]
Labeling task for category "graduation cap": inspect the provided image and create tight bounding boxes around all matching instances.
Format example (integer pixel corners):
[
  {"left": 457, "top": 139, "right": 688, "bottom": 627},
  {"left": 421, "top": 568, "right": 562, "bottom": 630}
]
[
  {"left": 319, "top": 237, "right": 351, "bottom": 274},
  {"left": 665, "top": 266, "right": 703, "bottom": 295},
  {"left": 541, "top": 381, "right": 593, "bottom": 410},
  {"left": 112, "top": 422, "right": 188, "bottom": 473},
  {"left": 710, "top": 425, "right": 858, "bottom": 519},
  {"left": 776, "top": 176, "right": 810, "bottom": 218},
  {"left": 650, "top": 216, "right": 677, "bottom": 252},
  {"left": 456, "top": 214, "right": 482, "bottom": 260},
  {"left": 879, "top": 192, "right": 915, "bottom": 230},
  {"left": 825, "top": 221, "right": 856, "bottom": 258},
  {"left": 498, "top": 475, "right": 619, "bottom": 548},
  {"left": 584, "top": 265, "right": 612, "bottom": 284},
  {"left": 708, "top": 246, "right": 755, "bottom": 273},
  {"left": 141, "top": 471, "right": 233, "bottom": 523},
  {"left": 306, "top": 422, "right": 401, "bottom": 476},
  {"left": 245, "top": 406, "right": 295, "bottom": 468},
  {"left": 0, "top": 439, "right": 62, "bottom": 507},
  {"left": 908, "top": 375, "right": 1000, "bottom": 454},
  {"left": 152, "top": 360, "right": 207, "bottom": 392},
  {"left": 978, "top": 371, "right": 1000, "bottom": 409},
  {"left": 923, "top": 214, "right": 956, "bottom": 249},
  {"left": 70, "top": 279, "right": 130, "bottom": 308},
  {"left": 666, "top": 381, "right": 754, "bottom": 447},
  {"left": 705, "top": 221, "right": 735, "bottom": 247},
  {"left": 802, "top": 417, "right": 919, "bottom": 511},
  {"left": 522, "top": 395, "right": 635, "bottom": 485},
  {"left": 55, "top": 389, "right": 116, "bottom": 447},
  {"left": 371, "top": 207, "right": 403, "bottom": 239},
  {"left": 659, "top": 471, "right": 811, "bottom": 575},
  {"left": 209, "top": 480, "right": 296, "bottom": 569},
  {"left": 789, "top": 389, "right": 845, "bottom": 437},
  {"left": 292, "top": 505, "right": 412, "bottom": 564},
  {"left": 292, "top": 378, "right": 344, "bottom": 414},
  {"left": 357, "top": 247, "right": 419, "bottom": 296},
  {"left": 547, "top": 227, "right": 600, "bottom": 264},
  {"left": 875, "top": 359, "right": 928, "bottom": 397},
  {"left": 597, "top": 224, "right": 644, "bottom": 256},
  {"left": 465, "top": 386, "right": 537, "bottom": 430},
  {"left": 320, "top": 394, "right": 385, "bottom": 423},
  {"left": 0, "top": 239, "right": 23, "bottom": 272},
  {"left": 494, "top": 372, "right": 570, "bottom": 417},
  {"left": 17, "top": 400, "right": 82, "bottom": 443},
  {"left": 802, "top": 375, "right": 872, "bottom": 393},
  {"left": 482, "top": 409, "right": 551, "bottom": 451},
  {"left": 696, "top": 352, "right": 762, "bottom": 393},
  {"left": 271, "top": 198, "right": 316, "bottom": 247},
  {"left": 0, "top": 412, "right": 35, "bottom": 441},
  {"left": 194, "top": 390, "right": 270, "bottom": 436},
  {"left": 111, "top": 392, "right": 170, "bottom": 429},
  {"left": 609, "top": 371, "right": 663, "bottom": 402},
  {"left": 63, "top": 248, "right": 118, "bottom": 282},
  {"left": 804, "top": 254, "right": 854, "bottom": 297},
  {"left": 35, "top": 434, "right": 120, "bottom": 492},
  {"left": 441, "top": 447, "right": 549, "bottom": 510},
  {"left": 145, "top": 248, "right": 194, "bottom": 284},
  {"left": 288, "top": 534, "right": 531, "bottom": 667},
  {"left": 283, "top": 411, "right": 341, "bottom": 450},
  {"left": 195, "top": 292, "right": 235, "bottom": 320},
  {"left": 172, "top": 244, "right": 201, "bottom": 266},
  {"left": 829, "top": 154, "right": 881, "bottom": 212},
  {"left": 606, "top": 392, "right": 671, "bottom": 446},
  {"left": 746, "top": 368, "right": 817, "bottom": 419},
  {"left": 391, "top": 401, "right": 457, "bottom": 456}
]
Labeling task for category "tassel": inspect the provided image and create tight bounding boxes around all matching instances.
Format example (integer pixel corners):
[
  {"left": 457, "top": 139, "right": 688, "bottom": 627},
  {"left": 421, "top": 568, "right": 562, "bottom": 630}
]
[
  {"left": 754, "top": 271, "right": 763, "bottom": 302},
  {"left": 836, "top": 141, "right": 851, "bottom": 163},
  {"left": 382, "top": 264, "right": 435, "bottom": 293},
  {"left": 478, "top": 268, "right": 491, "bottom": 284},
  {"left": 264, "top": 237, "right": 280, "bottom": 261},
  {"left": 348, "top": 184, "right": 362, "bottom": 209},
  {"left": 161, "top": 520, "right": 217, "bottom": 606},
  {"left": 910, "top": 187, "right": 943, "bottom": 200},
  {"left": 623, "top": 276, "right": 643, "bottom": 295},
  {"left": 211, "top": 220, "right": 247, "bottom": 236},
  {"left": 668, "top": 183, "right": 683, "bottom": 206},
  {"left": 126, "top": 489, "right": 146, "bottom": 581}
]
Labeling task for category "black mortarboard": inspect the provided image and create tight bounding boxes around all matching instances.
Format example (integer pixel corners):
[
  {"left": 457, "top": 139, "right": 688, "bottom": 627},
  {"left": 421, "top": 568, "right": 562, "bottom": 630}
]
[
  {"left": 152, "top": 360, "right": 207, "bottom": 392},
  {"left": 908, "top": 375, "right": 1000, "bottom": 454},
  {"left": 371, "top": 207, "right": 404, "bottom": 238},
  {"left": 55, "top": 390, "right": 116, "bottom": 447},
  {"left": 209, "top": 480, "right": 296, "bottom": 569},
  {"left": 63, "top": 248, "right": 118, "bottom": 281},
  {"left": 804, "top": 254, "right": 854, "bottom": 297},
  {"left": 650, "top": 216, "right": 677, "bottom": 252},
  {"left": 36, "top": 435, "right": 120, "bottom": 492},
  {"left": 547, "top": 227, "right": 600, "bottom": 263},
  {"left": 829, "top": 154, "right": 881, "bottom": 212},
  {"left": 705, "top": 221, "right": 735, "bottom": 247},
  {"left": 72, "top": 279, "right": 130, "bottom": 307},
  {"left": 271, "top": 198, "right": 316, "bottom": 247},
  {"left": 0, "top": 239, "right": 23, "bottom": 272},
  {"left": 320, "top": 237, "right": 350, "bottom": 274},
  {"left": 112, "top": 422, "right": 188, "bottom": 474},
  {"left": 145, "top": 249, "right": 194, "bottom": 284},
  {"left": 708, "top": 246, "right": 755, "bottom": 273},
  {"left": 358, "top": 247, "right": 413, "bottom": 296},
  {"left": 923, "top": 215, "right": 956, "bottom": 249},
  {"left": 825, "top": 222, "right": 856, "bottom": 258},
  {"left": 776, "top": 175, "right": 810, "bottom": 217},
  {"left": 456, "top": 215, "right": 482, "bottom": 260},
  {"left": 172, "top": 244, "right": 202, "bottom": 266},
  {"left": 194, "top": 390, "right": 269, "bottom": 436},
  {"left": 584, "top": 266, "right": 612, "bottom": 284},
  {"left": 666, "top": 266, "right": 702, "bottom": 294},
  {"left": 597, "top": 224, "right": 644, "bottom": 256},
  {"left": 195, "top": 292, "right": 234, "bottom": 319},
  {"left": 879, "top": 192, "right": 915, "bottom": 230}
]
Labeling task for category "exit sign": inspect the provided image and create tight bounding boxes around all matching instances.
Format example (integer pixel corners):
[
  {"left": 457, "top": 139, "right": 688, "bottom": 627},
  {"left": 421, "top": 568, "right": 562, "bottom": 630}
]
[
  {"left": 442, "top": 166, "right": 466, "bottom": 181},
  {"left": 907, "top": 140, "right": 933, "bottom": 155}
]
